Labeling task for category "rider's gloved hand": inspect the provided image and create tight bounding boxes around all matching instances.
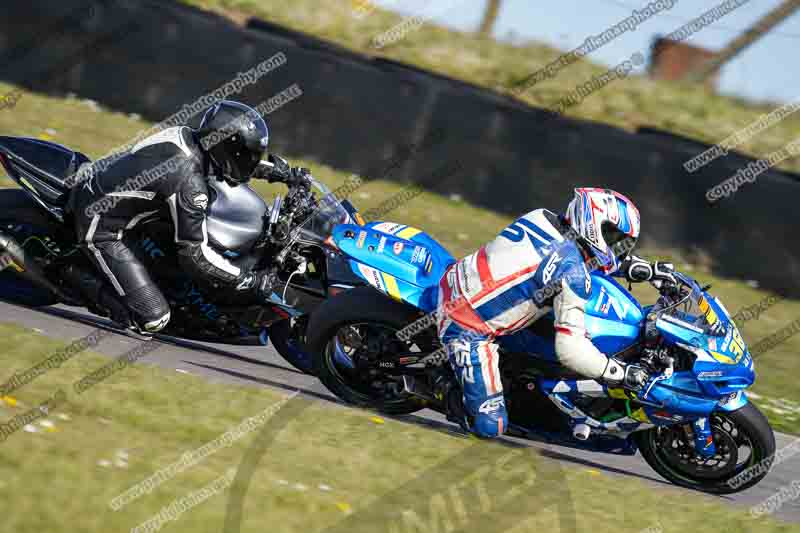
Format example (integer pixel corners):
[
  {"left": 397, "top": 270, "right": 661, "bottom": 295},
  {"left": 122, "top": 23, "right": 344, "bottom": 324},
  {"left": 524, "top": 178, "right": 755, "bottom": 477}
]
[
  {"left": 619, "top": 255, "right": 677, "bottom": 289},
  {"left": 620, "top": 255, "right": 653, "bottom": 282},
  {"left": 235, "top": 269, "right": 282, "bottom": 299},
  {"left": 262, "top": 154, "right": 312, "bottom": 187},
  {"left": 602, "top": 358, "right": 649, "bottom": 391},
  {"left": 651, "top": 261, "right": 677, "bottom": 290},
  {"left": 289, "top": 166, "right": 312, "bottom": 187},
  {"left": 264, "top": 154, "right": 292, "bottom": 183}
]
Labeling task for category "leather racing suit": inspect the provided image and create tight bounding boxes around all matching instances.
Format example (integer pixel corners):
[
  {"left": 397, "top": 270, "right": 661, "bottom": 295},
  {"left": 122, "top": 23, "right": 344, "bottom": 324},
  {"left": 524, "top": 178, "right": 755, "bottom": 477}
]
[
  {"left": 68, "top": 126, "right": 266, "bottom": 333},
  {"left": 436, "top": 208, "right": 618, "bottom": 438}
]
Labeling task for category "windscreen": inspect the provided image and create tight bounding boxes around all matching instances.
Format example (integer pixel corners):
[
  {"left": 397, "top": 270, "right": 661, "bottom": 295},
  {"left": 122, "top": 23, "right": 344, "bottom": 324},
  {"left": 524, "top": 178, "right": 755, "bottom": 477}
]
[
  {"left": 293, "top": 178, "right": 351, "bottom": 244},
  {"left": 665, "top": 272, "right": 730, "bottom": 335}
]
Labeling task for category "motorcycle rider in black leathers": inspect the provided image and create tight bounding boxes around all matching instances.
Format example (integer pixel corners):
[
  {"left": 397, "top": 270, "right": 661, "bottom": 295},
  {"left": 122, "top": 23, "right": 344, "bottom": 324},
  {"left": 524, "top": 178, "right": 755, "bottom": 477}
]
[{"left": 67, "top": 100, "right": 305, "bottom": 334}]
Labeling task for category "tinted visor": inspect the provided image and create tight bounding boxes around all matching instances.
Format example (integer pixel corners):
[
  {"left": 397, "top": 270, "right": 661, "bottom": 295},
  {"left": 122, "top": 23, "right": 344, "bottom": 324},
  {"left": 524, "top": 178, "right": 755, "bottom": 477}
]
[
  {"left": 601, "top": 221, "right": 635, "bottom": 258},
  {"left": 230, "top": 111, "right": 269, "bottom": 182}
]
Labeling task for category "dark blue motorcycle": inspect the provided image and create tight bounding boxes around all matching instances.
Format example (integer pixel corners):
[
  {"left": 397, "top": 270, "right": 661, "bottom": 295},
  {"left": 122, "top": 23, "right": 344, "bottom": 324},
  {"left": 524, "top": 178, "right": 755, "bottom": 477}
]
[{"left": 0, "top": 136, "right": 364, "bottom": 374}]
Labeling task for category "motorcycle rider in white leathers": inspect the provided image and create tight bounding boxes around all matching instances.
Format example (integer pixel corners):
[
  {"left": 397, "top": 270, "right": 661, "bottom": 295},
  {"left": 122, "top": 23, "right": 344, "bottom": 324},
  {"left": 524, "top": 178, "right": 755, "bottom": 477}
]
[{"left": 435, "top": 188, "right": 674, "bottom": 438}]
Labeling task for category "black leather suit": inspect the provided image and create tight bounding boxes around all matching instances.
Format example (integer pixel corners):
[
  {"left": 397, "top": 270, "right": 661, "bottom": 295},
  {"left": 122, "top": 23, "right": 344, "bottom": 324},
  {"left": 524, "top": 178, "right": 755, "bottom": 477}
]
[{"left": 69, "top": 126, "right": 256, "bottom": 332}]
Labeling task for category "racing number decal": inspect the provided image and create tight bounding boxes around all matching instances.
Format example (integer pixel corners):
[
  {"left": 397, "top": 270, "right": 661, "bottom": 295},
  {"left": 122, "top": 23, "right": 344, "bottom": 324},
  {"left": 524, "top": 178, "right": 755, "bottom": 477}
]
[{"left": 728, "top": 328, "right": 746, "bottom": 360}]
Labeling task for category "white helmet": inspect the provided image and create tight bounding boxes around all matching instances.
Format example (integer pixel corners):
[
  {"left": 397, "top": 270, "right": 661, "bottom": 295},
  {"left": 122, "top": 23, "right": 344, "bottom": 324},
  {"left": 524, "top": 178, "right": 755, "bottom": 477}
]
[{"left": 565, "top": 188, "right": 640, "bottom": 273}]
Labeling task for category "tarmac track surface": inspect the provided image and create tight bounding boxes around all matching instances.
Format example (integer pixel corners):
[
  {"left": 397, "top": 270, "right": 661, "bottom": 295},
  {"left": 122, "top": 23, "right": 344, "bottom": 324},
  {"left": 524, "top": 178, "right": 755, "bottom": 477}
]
[{"left": 1, "top": 301, "right": 798, "bottom": 524}]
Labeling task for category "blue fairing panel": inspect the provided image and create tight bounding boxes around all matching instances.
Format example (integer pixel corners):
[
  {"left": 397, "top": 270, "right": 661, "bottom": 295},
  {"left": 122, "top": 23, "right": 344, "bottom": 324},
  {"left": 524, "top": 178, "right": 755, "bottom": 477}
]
[
  {"left": 499, "top": 275, "right": 643, "bottom": 361},
  {"left": 332, "top": 221, "right": 455, "bottom": 311},
  {"left": 642, "top": 371, "right": 720, "bottom": 416},
  {"left": 584, "top": 274, "right": 643, "bottom": 355}
]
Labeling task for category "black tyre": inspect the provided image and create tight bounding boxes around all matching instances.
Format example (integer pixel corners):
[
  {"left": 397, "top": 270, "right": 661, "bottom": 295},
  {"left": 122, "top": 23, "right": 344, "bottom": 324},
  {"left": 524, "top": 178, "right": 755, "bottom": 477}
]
[
  {"left": 306, "top": 286, "right": 432, "bottom": 415},
  {"left": 269, "top": 317, "right": 315, "bottom": 375},
  {"left": 635, "top": 402, "right": 776, "bottom": 494}
]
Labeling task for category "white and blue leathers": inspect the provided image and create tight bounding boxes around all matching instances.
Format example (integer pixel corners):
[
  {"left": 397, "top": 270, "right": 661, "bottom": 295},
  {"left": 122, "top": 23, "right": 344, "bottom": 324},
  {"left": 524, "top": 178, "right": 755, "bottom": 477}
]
[{"left": 436, "top": 209, "right": 617, "bottom": 437}]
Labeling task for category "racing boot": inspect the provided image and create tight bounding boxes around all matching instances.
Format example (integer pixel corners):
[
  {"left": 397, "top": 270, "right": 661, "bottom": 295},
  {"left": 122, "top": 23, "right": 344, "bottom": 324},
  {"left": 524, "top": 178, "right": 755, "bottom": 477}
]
[
  {"left": 432, "top": 374, "right": 471, "bottom": 433},
  {"left": 62, "top": 264, "right": 134, "bottom": 328}
]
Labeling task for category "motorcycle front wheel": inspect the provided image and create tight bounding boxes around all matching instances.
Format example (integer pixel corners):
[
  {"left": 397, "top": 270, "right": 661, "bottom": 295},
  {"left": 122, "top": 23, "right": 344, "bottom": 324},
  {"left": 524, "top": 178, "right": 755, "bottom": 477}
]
[
  {"left": 306, "top": 286, "right": 433, "bottom": 415},
  {"left": 635, "top": 402, "right": 776, "bottom": 494},
  {"left": 268, "top": 316, "right": 315, "bottom": 375}
]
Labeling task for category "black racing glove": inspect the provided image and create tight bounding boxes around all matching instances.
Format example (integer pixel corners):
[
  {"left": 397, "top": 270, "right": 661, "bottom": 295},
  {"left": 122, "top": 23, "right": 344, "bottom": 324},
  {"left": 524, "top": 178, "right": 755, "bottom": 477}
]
[
  {"left": 259, "top": 154, "right": 311, "bottom": 187},
  {"left": 619, "top": 254, "right": 654, "bottom": 282},
  {"left": 619, "top": 255, "right": 676, "bottom": 287},
  {"left": 651, "top": 261, "right": 677, "bottom": 289},
  {"left": 235, "top": 269, "right": 282, "bottom": 299}
]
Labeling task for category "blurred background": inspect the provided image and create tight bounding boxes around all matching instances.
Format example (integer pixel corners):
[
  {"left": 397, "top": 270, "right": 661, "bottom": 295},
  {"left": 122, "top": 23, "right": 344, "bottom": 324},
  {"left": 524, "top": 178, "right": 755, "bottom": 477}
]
[{"left": 3, "top": 0, "right": 799, "bottom": 295}]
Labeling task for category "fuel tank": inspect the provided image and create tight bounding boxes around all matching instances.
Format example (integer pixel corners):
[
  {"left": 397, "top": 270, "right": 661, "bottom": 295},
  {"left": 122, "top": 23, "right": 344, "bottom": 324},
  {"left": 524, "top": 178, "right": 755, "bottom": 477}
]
[
  {"left": 584, "top": 274, "right": 644, "bottom": 355},
  {"left": 206, "top": 180, "right": 267, "bottom": 254}
]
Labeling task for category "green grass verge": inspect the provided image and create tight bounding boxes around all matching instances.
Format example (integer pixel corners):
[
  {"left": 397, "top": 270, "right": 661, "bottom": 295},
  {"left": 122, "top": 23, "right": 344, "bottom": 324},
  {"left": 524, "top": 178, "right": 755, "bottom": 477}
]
[
  {"left": 0, "top": 322, "right": 797, "bottom": 532},
  {"left": 178, "top": 0, "right": 800, "bottom": 173},
  {"left": 0, "top": 82, "right": 799, "bottom": 435}
]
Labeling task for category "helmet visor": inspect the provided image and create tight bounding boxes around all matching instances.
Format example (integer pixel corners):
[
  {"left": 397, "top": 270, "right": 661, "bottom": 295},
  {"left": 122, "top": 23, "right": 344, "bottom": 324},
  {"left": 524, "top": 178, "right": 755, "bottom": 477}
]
[{"left": 601, "top": 221, "right": 636, "bottom": 260}]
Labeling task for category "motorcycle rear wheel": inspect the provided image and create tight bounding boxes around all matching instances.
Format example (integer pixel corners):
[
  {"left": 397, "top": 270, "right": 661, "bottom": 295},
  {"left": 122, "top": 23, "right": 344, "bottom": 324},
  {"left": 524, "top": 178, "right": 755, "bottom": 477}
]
[{"left": 635, "top": 402, "right": 775, "bottom": 494}]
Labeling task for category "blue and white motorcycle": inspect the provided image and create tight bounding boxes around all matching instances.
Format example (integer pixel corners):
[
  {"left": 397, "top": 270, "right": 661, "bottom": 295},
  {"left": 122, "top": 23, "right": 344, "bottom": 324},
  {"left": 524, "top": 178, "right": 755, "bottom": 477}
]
[{"left": 306, "top": 220, "right": 776, "bottom": 494}]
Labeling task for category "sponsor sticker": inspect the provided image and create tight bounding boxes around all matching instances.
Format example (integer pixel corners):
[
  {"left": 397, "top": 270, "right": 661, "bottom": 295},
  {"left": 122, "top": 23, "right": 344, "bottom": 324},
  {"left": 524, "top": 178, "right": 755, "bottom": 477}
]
[
  {"left": 377, "top": 236, "right": 387, "bottom": 254},
  {"left": 721, "top": 327, "right": 733, "bottom": 351},
  {"left": 374, "top": 222, "right": 405, "bottom": 235},
  {"left": 652, "top": 410, "right": 682, "bottom": 421},
  {"left": 411, "top": 246, "right": 428, "bottom": 264},
  {"left": 583, "top": 266, "right": 591, "bottom": 294},
  {"left": 393, "top": 242, "right": 404, "bottom": 255},
  {"left": 479, "top": 397, "right": 505, "bottom": 414},
  {"left": 358, "top": 264, "right": 386, "bottom": 292},
  {"left": 542, "top": 251, "right": 562, "bottom": 284},
  {"left": 356, "top": 231, "right": 367, "bottom": 249}
]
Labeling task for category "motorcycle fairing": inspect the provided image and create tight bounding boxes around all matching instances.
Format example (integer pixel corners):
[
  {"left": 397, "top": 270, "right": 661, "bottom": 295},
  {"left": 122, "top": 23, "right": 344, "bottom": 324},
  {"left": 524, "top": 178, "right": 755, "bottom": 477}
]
[
  {"left": 653, "top": 287, "right": 754, "bottom": 409},
  {"left": 331, "top": 221, "right": 455, "bottom": 311},
  {"left": 584, "top": 274, "right": 644, "bottom": 355}
]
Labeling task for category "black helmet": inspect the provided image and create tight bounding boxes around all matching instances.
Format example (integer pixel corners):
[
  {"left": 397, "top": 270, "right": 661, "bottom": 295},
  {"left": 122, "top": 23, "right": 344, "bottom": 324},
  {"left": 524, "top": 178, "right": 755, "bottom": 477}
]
[{"left": 196, "top": 100, "right": 269, "bottom": 185}]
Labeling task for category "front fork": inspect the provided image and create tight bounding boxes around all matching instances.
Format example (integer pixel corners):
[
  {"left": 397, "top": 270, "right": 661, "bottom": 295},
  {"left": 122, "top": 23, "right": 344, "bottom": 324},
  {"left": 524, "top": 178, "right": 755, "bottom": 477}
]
[
  {"left": 688, "top": 392, "right": 749, "bottom": 458},
  {"left": 689, "top": 418, "right": 717, "bottom": 458}
]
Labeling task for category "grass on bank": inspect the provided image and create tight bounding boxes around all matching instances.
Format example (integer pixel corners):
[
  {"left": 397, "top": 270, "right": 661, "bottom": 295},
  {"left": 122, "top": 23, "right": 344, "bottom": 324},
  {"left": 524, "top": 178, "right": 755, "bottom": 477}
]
[
  {"left": 0, "top": 322, "right": 797, "bottom": 533},
  {"left": 0, "top": 82, "right": 799, "bottom": 436},
  {"left": 179, "top": 0, "right": 800, "bottom": 173}
]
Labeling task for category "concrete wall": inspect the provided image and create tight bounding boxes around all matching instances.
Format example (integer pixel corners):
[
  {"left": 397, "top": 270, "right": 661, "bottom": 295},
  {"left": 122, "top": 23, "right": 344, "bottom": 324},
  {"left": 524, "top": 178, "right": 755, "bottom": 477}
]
[{"left": 1, "top": 0, "right": 798, "bottom": 294}]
